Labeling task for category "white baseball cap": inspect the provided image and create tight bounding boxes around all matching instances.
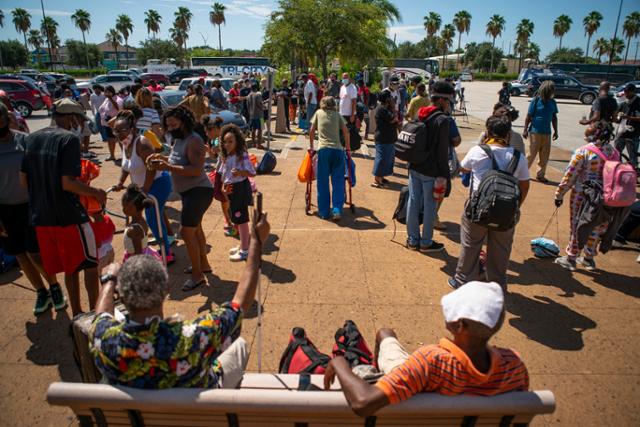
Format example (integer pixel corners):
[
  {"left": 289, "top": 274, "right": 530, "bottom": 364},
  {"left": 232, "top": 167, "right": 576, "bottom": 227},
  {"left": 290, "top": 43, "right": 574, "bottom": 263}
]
[{"left": 441, "top": 281, "right": 504, "bottom": 329}]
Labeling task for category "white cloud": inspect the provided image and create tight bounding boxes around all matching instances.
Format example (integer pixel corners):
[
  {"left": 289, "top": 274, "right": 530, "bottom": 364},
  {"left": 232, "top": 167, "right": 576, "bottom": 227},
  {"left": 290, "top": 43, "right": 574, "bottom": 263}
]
[
  {"left": 25, "top": 8, "right": 72, "bottom": 17},
  {"left": 388, "top": 25, "right": 425, "bottom": 43}
]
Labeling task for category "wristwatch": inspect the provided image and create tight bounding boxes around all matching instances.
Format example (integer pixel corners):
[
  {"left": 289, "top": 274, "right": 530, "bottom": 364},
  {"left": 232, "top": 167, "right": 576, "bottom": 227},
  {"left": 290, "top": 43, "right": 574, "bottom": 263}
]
[{"left": 100, "top": 274, "right": 117, "bottom": 285}]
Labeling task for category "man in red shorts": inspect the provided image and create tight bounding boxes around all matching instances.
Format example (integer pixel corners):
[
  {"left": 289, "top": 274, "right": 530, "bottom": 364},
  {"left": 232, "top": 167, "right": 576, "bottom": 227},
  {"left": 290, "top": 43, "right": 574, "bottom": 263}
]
[{"left": 21, "top": 99, "right": 107, "bottom": 315}]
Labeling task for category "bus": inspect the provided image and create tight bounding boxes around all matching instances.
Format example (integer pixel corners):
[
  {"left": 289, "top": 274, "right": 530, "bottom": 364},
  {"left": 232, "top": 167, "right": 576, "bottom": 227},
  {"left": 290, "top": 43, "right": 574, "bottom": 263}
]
[
  {"left": 548, "top": 63, "right": 640, "bottom": 85},
  {"left": 190, "top": 57, "right": 274, "bottom": 78},
  {"left": 372, "top": 58, "right": 440, "bottom": 79}
]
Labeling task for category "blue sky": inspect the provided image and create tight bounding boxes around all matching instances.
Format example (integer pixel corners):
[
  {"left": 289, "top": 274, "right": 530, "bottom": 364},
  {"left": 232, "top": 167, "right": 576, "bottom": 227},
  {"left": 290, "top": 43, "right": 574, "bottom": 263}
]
[{"left": 1, "top": 0, "right": 639, "bottom": 59}]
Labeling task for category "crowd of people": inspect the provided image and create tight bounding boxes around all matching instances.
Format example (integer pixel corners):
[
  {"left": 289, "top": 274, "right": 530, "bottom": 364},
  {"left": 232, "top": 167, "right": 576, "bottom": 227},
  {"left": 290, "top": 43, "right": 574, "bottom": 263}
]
[{"left": 0, "top": 64, "right": 638, "bottom": 419}]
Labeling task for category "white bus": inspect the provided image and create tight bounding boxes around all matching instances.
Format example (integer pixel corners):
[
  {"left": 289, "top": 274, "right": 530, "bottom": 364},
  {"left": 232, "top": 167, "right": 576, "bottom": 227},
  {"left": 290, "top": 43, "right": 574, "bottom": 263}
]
[
  {"left": 190, "top": 57, "right": 274, "bottom": 78},
  {"left": 142, "top": 59, "right": 178, "bottom": 76}
]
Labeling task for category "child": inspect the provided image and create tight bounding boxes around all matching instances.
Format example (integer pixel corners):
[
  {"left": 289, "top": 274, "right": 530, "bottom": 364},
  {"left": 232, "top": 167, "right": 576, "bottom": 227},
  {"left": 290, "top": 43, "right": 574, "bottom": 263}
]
[
  {"left": 121, "top": 184, "right": 162, "bottom": 262},
  {"left": 219, "top": 124, "right": 256, "bottom": 261}
]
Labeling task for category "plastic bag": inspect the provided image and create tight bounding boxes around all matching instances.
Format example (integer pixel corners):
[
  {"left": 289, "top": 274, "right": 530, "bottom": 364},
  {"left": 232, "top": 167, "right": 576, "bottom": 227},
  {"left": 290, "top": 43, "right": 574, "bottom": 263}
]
[{"left": 298, "top": 150, "right": 315, "bottom": 183}]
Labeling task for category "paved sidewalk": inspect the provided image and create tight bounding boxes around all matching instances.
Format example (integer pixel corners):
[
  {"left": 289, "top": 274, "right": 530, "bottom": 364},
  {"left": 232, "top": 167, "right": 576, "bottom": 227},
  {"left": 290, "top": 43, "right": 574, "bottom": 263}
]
[{"left": 0, "top": 123, "right": 638, "bottom": 426}]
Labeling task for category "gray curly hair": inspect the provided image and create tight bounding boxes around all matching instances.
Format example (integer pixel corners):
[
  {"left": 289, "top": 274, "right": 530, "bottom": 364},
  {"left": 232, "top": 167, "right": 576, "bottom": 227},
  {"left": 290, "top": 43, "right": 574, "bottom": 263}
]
[{"left": 117, "top": 255, "right": 169, "bottom": 310}]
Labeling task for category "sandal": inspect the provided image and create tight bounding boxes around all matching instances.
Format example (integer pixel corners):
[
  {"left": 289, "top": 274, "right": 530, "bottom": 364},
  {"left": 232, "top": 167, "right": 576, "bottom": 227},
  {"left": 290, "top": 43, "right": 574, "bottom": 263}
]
[
  {"left": 182, "top": 278, "right": 207, "bottom": 292},
  {"left": 183, "top": 266, "right": 212, "bottom": 275},
  {"left": 371, "top": 182, "right": 385, "bottom": 188},
  {"left": 381, "top": 178, "right": 390, "bottom": 184}
]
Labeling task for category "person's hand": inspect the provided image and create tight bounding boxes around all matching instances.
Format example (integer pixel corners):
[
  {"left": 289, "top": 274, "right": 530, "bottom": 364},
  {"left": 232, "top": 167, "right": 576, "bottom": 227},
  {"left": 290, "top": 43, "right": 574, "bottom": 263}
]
[
  {"left": 153, "top": 159, "right": 171, "bottom": 171},
  {"left": 94, "top": 189, "right": 107, "bottom": 205},
  {"left": 323, "top": 358, "right": 337, "bottom": 390},
  {"left": 552, "top": 132, "right": 559, "bottom": 141},
  {"left": 231, "top": 167, "right": 241, "bottom": 177},
  {"left": 251, "top": 210, "right": 270, "bottom": 245},
  {"left": 113, "top": 182, "right": 125, "bottom": 192},
  {"left": 522, "top": 129, "right": 529, "bottom": 139},
  {"left": 104, "top": 262, "right": 121, "bottom": 278},
  {"left": 555, "top": 198, "right": 563, "bottom": 207},
  {"left": 223, "top": 183, "right": 233, "bottom": 195}
]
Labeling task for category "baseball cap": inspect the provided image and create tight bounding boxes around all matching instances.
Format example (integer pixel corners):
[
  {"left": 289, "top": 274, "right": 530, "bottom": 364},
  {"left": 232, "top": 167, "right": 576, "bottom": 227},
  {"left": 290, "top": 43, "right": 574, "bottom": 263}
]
[
  {"left": 441, "top": 281, "right": 504, "bottom": 329},
  {"left": 52, "top": 98, "right": 89, "bottom": 120},
  {"left": 624, "top": 83, "right": 636, "bottom": 92}
]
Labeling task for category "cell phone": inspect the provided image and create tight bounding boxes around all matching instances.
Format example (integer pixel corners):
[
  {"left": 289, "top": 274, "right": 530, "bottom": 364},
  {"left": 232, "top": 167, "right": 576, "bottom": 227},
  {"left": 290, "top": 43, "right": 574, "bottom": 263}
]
[{"left": 256, "top": 192, "right": 263, "bottom": 215}]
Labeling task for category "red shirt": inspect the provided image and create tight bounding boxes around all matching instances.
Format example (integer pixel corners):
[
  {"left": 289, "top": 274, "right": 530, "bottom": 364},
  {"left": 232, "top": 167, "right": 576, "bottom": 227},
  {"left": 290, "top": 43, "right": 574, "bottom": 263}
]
[{"left": 229, "top": 88, "right": 240, "bottom": 104}]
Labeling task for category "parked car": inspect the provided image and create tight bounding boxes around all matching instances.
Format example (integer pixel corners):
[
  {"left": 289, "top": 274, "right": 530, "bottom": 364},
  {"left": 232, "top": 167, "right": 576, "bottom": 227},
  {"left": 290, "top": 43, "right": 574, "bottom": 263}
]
[
  {"left": 108, "top": 70, "right": 140, "bottom": 79},
  {"left": 77, "top": 74, "right": 135, "bottom": 92},
  {"left": 509, "top": 80, "right": 530, "bottom": 96},
  {"left": 157, "top": 89, "right": 187, "bottom": 108},
  {"left": 168, "top": 69, "right": 208, "bottom": 84},
  {"left": 208, "top": 108, "right": 248, "bottom": 133},
  {"left": 45, "top": 73, "right": 75, "bottom": 85},
  {"left": 0, "top": 79, "right": 45, "bottom": 117},
  {"left": 526, "top": 75, "right": 599, "bottom": 104},
  {"left": 139, "top": 73, "right": 171, "bottom": 87},
  {"left": 459, "top": 72, "right": 473, "bottom": 82},
  {"left": 178, "top": 77, "right": 234, "bottom": 93},
  {"left": 18, "top": 73, "right": 57, "bottom": 94}
]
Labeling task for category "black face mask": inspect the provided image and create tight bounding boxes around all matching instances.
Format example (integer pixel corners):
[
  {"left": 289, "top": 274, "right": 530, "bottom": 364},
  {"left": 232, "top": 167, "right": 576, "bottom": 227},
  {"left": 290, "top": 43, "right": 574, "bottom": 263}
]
[
  {"left": 0, "top": 125, "right": 10, "bottom": 138},
  {"left": 169, "top": 129, "right": 185, "bottom": 139}
]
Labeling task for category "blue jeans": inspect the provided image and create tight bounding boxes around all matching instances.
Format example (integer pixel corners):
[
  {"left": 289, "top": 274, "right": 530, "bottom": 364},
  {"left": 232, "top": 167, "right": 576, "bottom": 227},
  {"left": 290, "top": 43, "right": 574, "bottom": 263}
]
[
  {"left": 145, "top": 172, "right": 173, "bottom": 255},
  {"left": 305, "top": 103, "right": 317, "bottom": 128},
  {"left": 406, "top": 169, "right": 436, "bottom": 246},
  {"left": 95, "top": 112, "right": 108, "bottom": 142},
  {"left": 316, "top": 148, "right": 345, "bottom": 217}
]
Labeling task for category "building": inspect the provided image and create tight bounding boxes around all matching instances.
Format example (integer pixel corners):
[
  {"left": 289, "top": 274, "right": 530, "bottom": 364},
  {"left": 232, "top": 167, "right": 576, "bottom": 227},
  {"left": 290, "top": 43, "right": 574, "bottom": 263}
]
[{"left": 96, "top": 40, "right": 137, "bottom": 68}]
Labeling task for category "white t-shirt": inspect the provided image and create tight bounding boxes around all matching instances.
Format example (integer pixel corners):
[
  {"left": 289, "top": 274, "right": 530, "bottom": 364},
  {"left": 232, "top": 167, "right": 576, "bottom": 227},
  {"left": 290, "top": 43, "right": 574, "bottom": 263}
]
[
  {"left": 339, "top": 83, "right": 358, "bottom": 116},
  {"left": 304, "top": 80, "right": 317, "bottom": 104},
  {"left": 136, "top": 108, "right": 161, "bottom": 132},
  {"left": 460, "top": 145, "right": 530, "bottom": 192},
  {"left": 455, "top": 80, "right": 462, "bottom": 91},
  {"left": 90, "top": 93, "right": 106, "bottom": 114},
  {"left": 384, "top": 87, "right": 400, "bottom": 106}
]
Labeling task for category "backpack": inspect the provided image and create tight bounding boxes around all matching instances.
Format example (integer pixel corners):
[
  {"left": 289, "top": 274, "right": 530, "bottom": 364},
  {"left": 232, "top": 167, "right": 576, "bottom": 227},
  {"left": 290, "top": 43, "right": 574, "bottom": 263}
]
[
  {"left": 465, "top": 145, "right": 522, "bottom": 231},
  {"left": 340, "top": 122, "right": 362, "bottom": 152},
  {"left": 585, "top": 144, "right": 637, "bottom": 207},
  {"left": 278, "top": 327, "right": 331, "bottom": 374},
  {"left": 392, "top": 185, "right": 422, "bottom": 226},
  {"left": 394, "top": 112, "right": 442, "bottom": 164},
  {"left": 530, "top": 237, "right": 560, "bottom": 258},
  {"left": 257, "top": 151, "right": 277, "bottom": 175},
  {"left": 332, "top": 320, "right": 374, "bottom": 368}
]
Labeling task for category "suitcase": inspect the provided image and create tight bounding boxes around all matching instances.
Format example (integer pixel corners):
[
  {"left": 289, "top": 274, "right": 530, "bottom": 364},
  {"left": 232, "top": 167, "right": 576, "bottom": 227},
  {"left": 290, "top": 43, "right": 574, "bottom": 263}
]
[{"left": 71, "top": 304, "right": 128, "bottom": 383}]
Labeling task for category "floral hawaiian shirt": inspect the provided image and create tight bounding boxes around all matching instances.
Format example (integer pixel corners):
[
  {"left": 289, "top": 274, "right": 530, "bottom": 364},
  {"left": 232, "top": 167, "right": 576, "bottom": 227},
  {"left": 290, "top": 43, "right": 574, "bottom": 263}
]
[{"left": 90, "top": 302, "right": 242, "bottom": 389}]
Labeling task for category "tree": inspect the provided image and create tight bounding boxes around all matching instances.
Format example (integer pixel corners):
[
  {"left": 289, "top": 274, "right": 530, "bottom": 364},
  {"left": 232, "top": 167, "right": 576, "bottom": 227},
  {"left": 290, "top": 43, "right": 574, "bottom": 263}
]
[
  {"left": 116, "top": 15, "right": 133, "bottom": 69},
  {"left": 440, "top": 24, "right": 455, "bottom": 68},
  {"left": 361, "top": 0, "right": 401, "bottom": 23},
  {"left": 592, "top": 37, "right": 608, "bottom": 63},
  {"left": 608, "top": 37, "right": 625, "bottom": 63},
  {"left": 138, "top": 38, "right": 184, "bottom": 65},
  {"left": 486, "top": 14, "right": 505, "bottom": 73},
  {"left": 453, "top": 10, "right": 472, "bottom": 67},
  {"left": 209, "top": 3, "right": 226, "bottom": 54},
  {"left": 463, "top": 41, "right": 503, "bottom": 72},
  {"left": 27, "top": 30, "right": 44, "bottom": 66},
  {"left": 0, "top": 40, "right": 29, "bottom": 68},
  {"left": 174, "top": 7, "right": 193, "bottom": 53},
  {"left": 516, "top": 19, "right": 534, "bottom": 71},
  {"left": 553, "top": 15, "right": 572, "bottom": 49},
  {"left": 106, "top": 28, "right": 123, "bottom": 68},
  {"left": 623, "top": 12, "right": 640, "bottom": 64},
  {"left": 423, "top": 12, "right": 441, "bottom": 57},
  {"left": 71, "top": 9, "right": 92, "bottom": 69},
  {"left": 12, "top": 8, "right": 31, "bottom": 54},
  {"left": 524, "top": 42, "right": 541, "bottom": 63},
  {"left": 0, "top": 10, "right": 4, "bottom": 28},
  {"left": 169, "top": 25, "right": 187, "bottom": 62},
  {"left": 41, "top": 16, "right": 58, "bottom": 66},
  {"left": 582, "top": 11, "right": 602, "bottom": 61},
  {"left": 545, "top": 47, "right": 585, "bottom": 63},
  {"left": 64, "top": 39, "right": 102, "bottom": 67},
  {"left": 144, "top": 9, "right": 162, "bottom": 38}
]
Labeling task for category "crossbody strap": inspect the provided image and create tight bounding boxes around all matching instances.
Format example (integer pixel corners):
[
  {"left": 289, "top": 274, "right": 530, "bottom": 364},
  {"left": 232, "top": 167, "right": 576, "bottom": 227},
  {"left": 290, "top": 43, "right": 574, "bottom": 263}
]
[
  {"left": 479, "top": 144, "right": 499, "bottom": 170},
  {"left": 584, "top": 143, "right": 619, "bottom": 162}
]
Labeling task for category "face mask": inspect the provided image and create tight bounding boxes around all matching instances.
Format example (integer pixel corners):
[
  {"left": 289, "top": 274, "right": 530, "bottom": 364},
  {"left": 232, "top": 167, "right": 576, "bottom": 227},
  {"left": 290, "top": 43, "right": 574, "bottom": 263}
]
[
  {"left": 342, "top": 79, "right": 349, "bottom": 85},
  {"left": 170, "top": 129, "right": 185, "bottom": 139},
  {"left": 0, "top": 125, "right": 9, "bottom": 138}
]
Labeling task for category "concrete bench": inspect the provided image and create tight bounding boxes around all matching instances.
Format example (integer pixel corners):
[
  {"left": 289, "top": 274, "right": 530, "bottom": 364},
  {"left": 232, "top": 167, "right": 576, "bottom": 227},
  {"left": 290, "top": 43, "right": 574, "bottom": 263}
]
[{"left": 46, "top": 373, "right": 555, "bottom": 427}]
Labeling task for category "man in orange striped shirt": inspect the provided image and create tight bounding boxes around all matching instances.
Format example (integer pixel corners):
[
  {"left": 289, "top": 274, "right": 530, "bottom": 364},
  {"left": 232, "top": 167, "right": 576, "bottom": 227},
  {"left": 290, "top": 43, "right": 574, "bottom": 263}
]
[{"left": 324, "top": 281, "right": 529, "bottom": 417}]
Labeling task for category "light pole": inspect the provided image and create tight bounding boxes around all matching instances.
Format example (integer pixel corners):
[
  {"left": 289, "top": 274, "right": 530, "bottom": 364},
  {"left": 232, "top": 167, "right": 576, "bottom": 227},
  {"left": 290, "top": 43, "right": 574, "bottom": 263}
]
[
  {"left": 40, "top": 0, "right": 54, "bottom": 71},
  {"left": 607, "top": 0, "right": 623, "bottom": 79}
]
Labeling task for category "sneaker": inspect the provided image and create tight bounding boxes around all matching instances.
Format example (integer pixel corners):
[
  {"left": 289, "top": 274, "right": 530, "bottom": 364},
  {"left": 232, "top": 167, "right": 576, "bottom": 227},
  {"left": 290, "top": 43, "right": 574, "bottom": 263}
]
[
  {"left": 577, "top": 257, "right": 596, "bottom": 271},
  {"left": 165, "top": 252, "right": 176, "bottom": 265},
  {"left": 229, "top": 246, "right": 241, "bottom": 255},
  {"left": 33, "top": 289, "right": 52, "bottom": 315},
  {"left": 406, "top": 240, "right": 419, "bottom": 251},
  {"left": 420, "top": 241, "right": 445, "bottom": 253},
  {"left": 49, "top": 284, "right": 67, "bottom": 311},
  {"left": 167, "top": 235, "right": 176, "bottom": 246},
  {"left": 554, "top": 256, "right": 576, "bottom": 271},
  {"left": 447, "top": 278, "right": 461, "bottom": 289},
  {"left": 611, "top": 239, "right": 626, "bottom": 249},
  {"left": 332, "top": 212, "right": 341, "bottom": 222},
  {"left": 229, "top": 249, "right": 248, "bottom": 262},
  {"left": 224, "top": 226, "right": 238, "bottom": 237}
]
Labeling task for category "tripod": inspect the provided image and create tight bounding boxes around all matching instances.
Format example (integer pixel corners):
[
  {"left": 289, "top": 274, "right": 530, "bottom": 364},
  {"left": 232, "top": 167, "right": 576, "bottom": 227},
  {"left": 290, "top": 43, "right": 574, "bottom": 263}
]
[{"left": 456, "top": 87, "right": 469, "bottom": 122}]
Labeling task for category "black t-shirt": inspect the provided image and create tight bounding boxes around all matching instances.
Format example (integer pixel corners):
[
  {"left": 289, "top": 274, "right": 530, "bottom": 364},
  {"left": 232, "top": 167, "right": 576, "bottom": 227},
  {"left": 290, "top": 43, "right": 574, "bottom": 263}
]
[
  {"left": 21, "top": 127, "right": 88, "bottom": 226},
  {"left": 374, "top": 105, "right": 397, "bottom": 144},
  {"left": 620, "top": 96, "right": 640, "bottom": 138},
  {"left": 240, "top": 87, "right": 251, "bottom": 114},
  {"left": 591, "top": 95, "right": 617, "bottom": 123}
]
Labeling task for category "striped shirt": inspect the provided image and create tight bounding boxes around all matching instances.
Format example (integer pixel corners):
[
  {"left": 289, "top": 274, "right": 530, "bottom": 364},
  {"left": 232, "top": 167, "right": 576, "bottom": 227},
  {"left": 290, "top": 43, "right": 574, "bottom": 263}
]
[
  {"left": 136, "top": 108, "right": 161, "bottom": 132},
  {"left": 376, "top": 338, "right": 529, "bottom": 404},
  {"left": 555, "top": 142, "right": 616, "bottom": 198}
]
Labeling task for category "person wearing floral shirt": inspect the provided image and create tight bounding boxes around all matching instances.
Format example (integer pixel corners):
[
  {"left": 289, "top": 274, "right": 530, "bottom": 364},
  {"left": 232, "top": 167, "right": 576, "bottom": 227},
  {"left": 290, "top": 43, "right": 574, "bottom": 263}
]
[{"left": 90, "top": 209, "right": 270, "bottom": 389}]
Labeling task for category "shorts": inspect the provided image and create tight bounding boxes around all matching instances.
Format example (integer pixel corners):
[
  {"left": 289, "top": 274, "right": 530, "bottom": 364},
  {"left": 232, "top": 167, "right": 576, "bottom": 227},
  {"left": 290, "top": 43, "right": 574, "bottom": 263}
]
[
  {"left": 104, "top": 126, "right": 115, "bottom": 138},
  {"left": 0, "top": 203, "right": 39, "bottom": 256},
  {"left": 36, "top": 222, "right": 98, "bottom": 275},
  {"left": 250, "top": 118, "right": 261, "bottom": 131},
  {"left": 180, "top": 186, "right": 214, "bottom": 227},
  {"left": 377, "top": 337, "right": 410, "bottom": 375},
  {"left": 227, "top": 179, "right": 253, "bottom": 225}
]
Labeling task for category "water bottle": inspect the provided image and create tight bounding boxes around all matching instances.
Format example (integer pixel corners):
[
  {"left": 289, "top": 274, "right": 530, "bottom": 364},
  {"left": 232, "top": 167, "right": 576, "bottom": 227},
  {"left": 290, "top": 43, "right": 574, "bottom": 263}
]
[{"left": 433, "top": 177, "right": 447, "bottom": 202}]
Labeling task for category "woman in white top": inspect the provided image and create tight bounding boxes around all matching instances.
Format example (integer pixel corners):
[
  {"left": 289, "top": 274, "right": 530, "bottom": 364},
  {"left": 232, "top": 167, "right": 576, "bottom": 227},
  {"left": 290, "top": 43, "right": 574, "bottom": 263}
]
[
  {"left": 89, "top": 84, "right": 107, "bottom": 142},
  {"left": 98, "top": 85, "right": 121, "bottom": 161},
  {"left": 134, "top": 87, "right": 163, "bottom": 136},
  {"left": 112, "top": 110, "right": 175, "bottom": 263}
]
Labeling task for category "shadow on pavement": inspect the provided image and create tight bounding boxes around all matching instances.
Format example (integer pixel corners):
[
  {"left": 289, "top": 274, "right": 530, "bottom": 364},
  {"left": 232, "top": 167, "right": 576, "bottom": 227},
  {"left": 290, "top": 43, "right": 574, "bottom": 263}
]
[
  {"left": 337, "top": 206, "right": 386, "bottom": 230},
  {"left": 582, "top": 269, "right": 640, "bottom": 299},
  {"left": 506, "top": 292, "right": 597, "bottom": 351},
  {"left": 0, "top": 269, "right": 24, "bottom": 286},
  {"left": 509, "top": 257, "right": 596, "bottom": 298}
]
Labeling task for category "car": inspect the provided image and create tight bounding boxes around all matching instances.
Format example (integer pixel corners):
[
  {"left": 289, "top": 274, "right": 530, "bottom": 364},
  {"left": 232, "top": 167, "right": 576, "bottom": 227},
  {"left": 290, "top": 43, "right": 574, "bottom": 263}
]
[
  {"left": 45, "top": 73, "right": 75, "bottom": 85},
  {"left": 157, "top": 89, "right": 187, "bottom": 108},
  {"left": 1, "top": 74, "right": 55, "bottom": 96},
  {"left": 108, "top": 69, "right": 140, "bottom": 79},
  {"left": 178, "top": 77, "right": 234, "bottom": 93},
  {"left": 77, "top": 74, "right": 135, "bottom": 92},
  {"left": 509, "top": 80, "right": 530, "bottom": 96},
  {"left": 20, "top": 68, "right": 39, "bottom": 74},
  {"left": 139, "top": 73, "right": 170, "bottom": 87},
  {"left": 17, "top": 73, "right": 57, "bottom": 94},
  {"left": 0, "top": 79, "right": 45, "bottom": 117},
  {"left": 168, "top": 69, "right": 208, "bottom": 84},
  {"left": 207, "top": 108, "right": 248, "bottom": 133},
  {"left": 526, "top": 75, "right": 599, "bottom": 104},
  {"left": 459, "top": 72, "right": 473, "bottom": 82}
]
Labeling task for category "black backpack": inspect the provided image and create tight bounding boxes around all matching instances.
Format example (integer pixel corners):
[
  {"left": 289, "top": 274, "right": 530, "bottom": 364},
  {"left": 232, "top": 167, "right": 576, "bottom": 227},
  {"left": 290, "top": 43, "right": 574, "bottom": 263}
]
[
  {"left": 394, "top": 112, "right": 442, "bottom": 164},
  {"left": 257, "top": 151, "right": 277, "bottom": 174},
  {"left": 340, "top": 122, "right": 362, "bottom": 152},
  {"left": 392, "top": 185, "right": 422, "bottom": 226},
  {"left": 465, "top": 145, "right": 522, "bottom": 231}
]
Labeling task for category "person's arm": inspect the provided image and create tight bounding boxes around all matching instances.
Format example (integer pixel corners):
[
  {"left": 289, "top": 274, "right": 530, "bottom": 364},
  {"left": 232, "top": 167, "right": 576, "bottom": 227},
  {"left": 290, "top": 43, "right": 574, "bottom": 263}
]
[
  {"left": 341, "top": 121, "right": 350, "bottom": 151},
  {"left": 231, "top": 210, "right": 270, "bottom": 312},
  {"left": 522, "top": 114, "right": 531, "bottom": 139},
  {"left": 555, "top": 150, "right": 584, "bottom": 202},
  {"left": 551, "top": 114, "right": 558, "bottom": 140},
  {"left": 62, "top": 176, "right": 107, "bottom": 204},
  {"left": 138, "top": 139, "right": 157, "bottom": 193},
  {"left": 518, "top": 180, "right": 530, "bottom": 205},
  {"left": 309, "top": 122, "right": 316, "bottom": 151},
  {"left": 436, "top": 120, "right": 451, "bottom": 178},
  {"left": 324, "top": 356, "right": 389, "bottom": 417},
  {"left": 114, "top": 169, "right": 130, "bottom": 191},
  {"left": 95, "top": 263, "right": 120, "bottom": 315},
  {"left": 350, "top": 87, "right": 356, "bottom": 123}
]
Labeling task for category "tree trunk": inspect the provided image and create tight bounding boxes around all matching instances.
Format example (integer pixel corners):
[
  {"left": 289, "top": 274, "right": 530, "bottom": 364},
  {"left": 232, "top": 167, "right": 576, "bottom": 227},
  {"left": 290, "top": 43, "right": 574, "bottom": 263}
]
[
  {"left": 559, "top": 36, "right": 562, "bottom": 50},
  {"left": 23, "top": 33, "right": 29, "bottom": 62},
  {"left": 46, "top": 31, "right": 53, "bottom": 71},
  {"left": 490, "top": 37, "right": 496, "bottom": 74},
  {"left": 457, "top": 33, "right": 462, "bottom": 70},
  {"left": 320, "top": 50, "right": 328, "bottom": 80},
  {"left": 125, "top": 39, "right": 129, "bottom": 69},
  {"left": 218, "top": 24, "right": 222, "bottom": 53},
  {"left": 82, "top": 31, "right": 91, "bottom": 69},
  {"left": 624, "top": 36, "right": 631, "bottom": 64},
  {"left": 585, "top": 34, "right": 592, "bottom": 61},
  {"left": 115, "top": 46, "right": 120, "bottom": 69}
]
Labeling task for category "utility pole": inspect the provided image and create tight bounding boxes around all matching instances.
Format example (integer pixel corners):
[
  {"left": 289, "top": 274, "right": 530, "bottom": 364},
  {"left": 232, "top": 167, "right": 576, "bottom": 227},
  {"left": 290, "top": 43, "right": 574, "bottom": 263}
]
[
  {"left": 607, "top": 0, "right": 623, "bottom": 79},
  {"left": 40, "top": 0, "right": 54, "bottom": 71},
  {"left": 635, "top": 41, "right": 639, "bottom": 63}
]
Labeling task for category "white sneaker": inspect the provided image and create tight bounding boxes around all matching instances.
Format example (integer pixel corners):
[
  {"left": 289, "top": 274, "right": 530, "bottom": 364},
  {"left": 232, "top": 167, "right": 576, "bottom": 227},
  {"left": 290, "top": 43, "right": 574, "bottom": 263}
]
[
  {"left": 229, "top": 249, "right": 248, "bottom": 262},
  {"left": 577, "top": 256, "right": 596, "bottom": 271},
  {"left": 229, "top": 246, "right": 240, "bottom": 255}
]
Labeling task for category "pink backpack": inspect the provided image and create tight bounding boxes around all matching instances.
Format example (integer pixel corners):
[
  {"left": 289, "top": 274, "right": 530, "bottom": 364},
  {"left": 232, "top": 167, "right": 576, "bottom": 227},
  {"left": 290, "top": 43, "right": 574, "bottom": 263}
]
[{"left": 585, "top": 144, "right": 637, "bottom": 207}]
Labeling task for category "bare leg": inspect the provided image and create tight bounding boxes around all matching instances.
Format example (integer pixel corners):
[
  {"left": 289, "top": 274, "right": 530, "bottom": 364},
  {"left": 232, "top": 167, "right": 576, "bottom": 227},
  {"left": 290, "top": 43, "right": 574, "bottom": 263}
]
[
  {"left": 181, "top": 226, "right": 204, "bottom": 282},
  {"left": 64, "top": 272, "right": 82, "bottom": 316},
  {"left": 83, "top": 267, "right": 99, "bottom": 311},
  {"left": 163, "top": 210, "right": 175, "bottom": 237},
  {"left": 238, "top": 222, "right": 250, "bottom": 251},
  {"left": 15, "top": 254, "right": 45, "bottom": 291},
  {"left": 107, "top": 137, "right": 116, "bottom": 159},
  {"left": 27, "top": 252, "right": 57, "bottom": 286},
  {"left": 221, "top": 200, "right": 231, "bottom": 227},
  {"left": 196, "top": 224, "right": 211, "bottom": 271},
  {"left": 374, "top": 328, "right": 397, "bottom": 366}
]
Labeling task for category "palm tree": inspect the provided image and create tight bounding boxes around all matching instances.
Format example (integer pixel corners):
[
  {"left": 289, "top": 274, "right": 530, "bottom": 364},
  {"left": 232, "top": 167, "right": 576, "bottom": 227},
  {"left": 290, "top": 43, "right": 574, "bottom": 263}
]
[
  {"left": 41, "top": 16, "right": 58, "bottom": 67},
  {"left": 553, "top": 15, "right": 572, "bottom": 49},
  {"left": 440, "top": 24, "right": 456, "bottom": 70},
  {"left": 71, "top": 9, "right": 92, "bottom": 69},
  {"left": 174, "top": 7, "right": 193, "bottom": 54},
  {"left": 361, "top": 0, "right": 401, "bottom": 23},
  {"left": 582, "top": 11, "right": 603, "bottom": 61},
  {"left": 116, "top": 15, "right": 133, "bottom": 69},
  {"left": 525, "top": 42, "right": 541, "bottom": 63},
  {"left": 106, "top": 28, "right": 123, "bottom": 69},
  {"left": 516, "top": 19, "right": 534, "bottom": 70},
  {"left": 486, "top": 14, "right": 505, "bottom": 73},
  {"left": 209, "top": 3, "right": 226, "bottom": 54},
  {"left": 453, "top": 10, "right": 472, "bottom": 68},
  {"left": 144, "top": 9, "right": 162, "bottom": 38},
  {"left": 169, "top": 25, "right": 186, "bottom": 64},
  {"left": 592, "top": 37, "right": 609, "bottom": 63},
  {"left": 12, "top": 8, "right": 32, "bottom": 53},
  {"left": 0, "top": 9, "right": 5, "bottom": 28},
  {"left": 623, "top": 12, "right": 640, "bottom": 64},
  {"left": 423, "top": 12, "right": 442, "bottom": 57},
  {"left": 608, "top": 37, "right": 626, "bottom": 63},
  {"left": 27, "top": 30, "right": 44, "bottom": 67}
]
